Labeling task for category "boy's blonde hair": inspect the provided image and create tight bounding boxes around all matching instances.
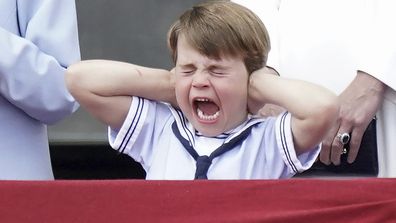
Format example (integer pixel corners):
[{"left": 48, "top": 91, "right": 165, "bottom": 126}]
[{"left": 168, "top": 0, "right": 270, "bottom": 74}]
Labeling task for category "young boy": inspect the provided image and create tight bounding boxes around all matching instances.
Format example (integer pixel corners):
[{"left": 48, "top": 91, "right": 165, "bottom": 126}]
[{"left": 66, "top": 1, "right": 339, "bottom": 179}]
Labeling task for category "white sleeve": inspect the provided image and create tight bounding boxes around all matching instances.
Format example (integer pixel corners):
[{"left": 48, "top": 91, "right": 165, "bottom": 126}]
[
  {"left": 357, "top": 0, "right": 396, "bottom": 90},
  {"left": 233, "top": 0, "right": 281, "bottom": 71},
  {"left": 275, "top": 112, "right": 320, "bottom": 176},
  {"left": 0, "top": 0, "right": 80, "bottom": 124},
  {"left": 108, "top": 97, "right": 149, "bottom": 154},
  {"left": 108, "top": 97, "right": 173, "bottom": 168}
]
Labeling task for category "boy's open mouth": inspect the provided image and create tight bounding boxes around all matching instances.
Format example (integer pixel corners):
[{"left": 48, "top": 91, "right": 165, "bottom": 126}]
[{"left": 193, "top": 98, "right": 220, "bottom": 121}]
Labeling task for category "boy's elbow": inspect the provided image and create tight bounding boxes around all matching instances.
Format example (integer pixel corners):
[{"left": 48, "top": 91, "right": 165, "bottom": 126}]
[{"left": 65, "top": 62, "right": 86, "bottom": 98}]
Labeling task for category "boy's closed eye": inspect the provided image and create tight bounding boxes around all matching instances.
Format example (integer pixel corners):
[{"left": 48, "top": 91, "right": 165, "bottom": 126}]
[
  {"left": 178, "top": 64, "right": 196, "bottom": 76},
  {"left": 209, "top": 69, "right": 225, "bottom": 76},
  {"left": 208, "top": 65, "right": 229, "bottom": 77},
  {"left": 181, "top": 70, "right": 195, "bottom": 75}
]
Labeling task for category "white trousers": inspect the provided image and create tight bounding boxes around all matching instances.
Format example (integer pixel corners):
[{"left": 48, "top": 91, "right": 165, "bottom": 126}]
[{"left": 377, "top": 88, "right": 396, "bottom": 177}]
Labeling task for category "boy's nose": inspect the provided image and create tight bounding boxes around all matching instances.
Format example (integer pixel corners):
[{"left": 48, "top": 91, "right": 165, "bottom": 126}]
[{"left": 192, "top": 71, "right": 210, "bottom": 88}]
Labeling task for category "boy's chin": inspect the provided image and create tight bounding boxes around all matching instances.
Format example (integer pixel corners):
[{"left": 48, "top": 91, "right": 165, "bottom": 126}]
[
  {"left": 194, "top": 125, "right": 222, "bottom": 137},
  {"left": 192, "top": 122, "right": 236, "bottom": 137},
  {"left": 190, "top": 114, "right": 248, "bottom": 137},
  {"left": 191, "top": 120, "right": 224, "bottom": 137}
]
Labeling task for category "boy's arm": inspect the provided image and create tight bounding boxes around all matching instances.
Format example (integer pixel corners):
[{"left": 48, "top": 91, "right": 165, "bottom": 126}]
[
  {"left": 66, "top": 60, "right": 175, "bottom": 130},
  {"left": 249, "top": 68, "right": 339, "bottom": 155}
]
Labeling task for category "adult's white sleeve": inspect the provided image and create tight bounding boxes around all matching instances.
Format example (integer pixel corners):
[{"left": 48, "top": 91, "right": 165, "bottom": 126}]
[
  {"left": 357, "top": 0, "right": 396, "bottom": 90},
  {"left": 0, "top": 0, "right": 81, "bottom": 124}
]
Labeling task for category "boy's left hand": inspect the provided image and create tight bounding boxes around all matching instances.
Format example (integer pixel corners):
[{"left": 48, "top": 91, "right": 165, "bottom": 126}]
[{"left": 248, "top": 67, "right": 284, "bottom": 116}]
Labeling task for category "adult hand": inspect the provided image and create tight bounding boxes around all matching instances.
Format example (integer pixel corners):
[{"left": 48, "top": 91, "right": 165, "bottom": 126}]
[{"left": 320, "top": 71, "right": 386, "bottom": 165}]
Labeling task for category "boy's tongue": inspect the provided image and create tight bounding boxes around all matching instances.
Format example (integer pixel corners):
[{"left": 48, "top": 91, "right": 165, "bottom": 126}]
[{"left": 197, "top": 101, "right": 219, "bottom": 115}]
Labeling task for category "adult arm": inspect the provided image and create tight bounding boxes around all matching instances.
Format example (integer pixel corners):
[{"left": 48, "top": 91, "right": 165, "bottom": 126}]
[
  {"left": 0, "top": 0, "right": 80, "bottom": 124},
  {"left": 320, "top": 72, "right": 385, "bottom": 165},
  {"left": 321, "top": 0, "right": 396, "bottom": 165},
  {"left": 357, "top": 0, "right": 396, "bottom": 91},
  {"left": 66, "top": 60, "right": 176, "bottom": 130},
  {"left": 249, "top": 68, "right": 339, "bottom": 155}
]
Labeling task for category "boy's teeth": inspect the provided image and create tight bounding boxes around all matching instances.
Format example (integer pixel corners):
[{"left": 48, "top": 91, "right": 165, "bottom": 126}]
[
  {"left": 196, "top": 98, "right": 210, "bottom": 102},
  {"left": 197, "top": 108, "right": 220, "bottom": 120}
]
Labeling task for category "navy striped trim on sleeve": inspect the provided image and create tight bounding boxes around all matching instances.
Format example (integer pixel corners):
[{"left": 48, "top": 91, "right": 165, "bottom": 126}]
[
  {"left": 279, "top": 112, "right": 298, "bottom": 174},
  {"left": 118, "top": 97, "right": 145, "bottom": 154}
]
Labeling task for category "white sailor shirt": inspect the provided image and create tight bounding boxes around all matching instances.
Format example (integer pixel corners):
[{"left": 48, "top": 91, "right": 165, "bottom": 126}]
[{"left": 109, "top": 97, "right": 320, "bottom": 180}]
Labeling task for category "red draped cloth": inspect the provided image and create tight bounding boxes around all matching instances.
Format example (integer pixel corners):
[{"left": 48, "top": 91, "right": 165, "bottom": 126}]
[{"left": 1, "top": 179, "right": 395, "bottom": 222}]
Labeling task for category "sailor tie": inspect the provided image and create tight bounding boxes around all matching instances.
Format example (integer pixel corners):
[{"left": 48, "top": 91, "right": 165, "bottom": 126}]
[{"left": 172, "top": 122, "right": 257, "bottom": 179}]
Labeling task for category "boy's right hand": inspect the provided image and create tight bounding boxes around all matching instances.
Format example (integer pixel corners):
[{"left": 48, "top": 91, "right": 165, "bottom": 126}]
[{"left": 168, "top": 67, "right": 179, "bottom": 108}]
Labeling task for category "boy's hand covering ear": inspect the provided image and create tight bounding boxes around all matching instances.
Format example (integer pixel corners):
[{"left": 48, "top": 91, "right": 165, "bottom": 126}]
[
  {"left": 248, "top": 67, "right": 285, "bottom": 117},
  {"left": 168, "top": 67, "right": 179, "bottom": 108}
]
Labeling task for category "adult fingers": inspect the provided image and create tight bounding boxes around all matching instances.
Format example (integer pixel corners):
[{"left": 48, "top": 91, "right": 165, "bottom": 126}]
[
  {"left": 330, "top": 123, "right": 352, "bottom": 165},
  {"left": 346, "top": 126, "right": 365, "bottom": 163}
]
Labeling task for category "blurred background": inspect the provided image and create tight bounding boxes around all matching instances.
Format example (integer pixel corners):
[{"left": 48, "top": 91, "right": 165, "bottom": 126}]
[{"left": 48, "top": 0, "right": 203, "bottom": 179}]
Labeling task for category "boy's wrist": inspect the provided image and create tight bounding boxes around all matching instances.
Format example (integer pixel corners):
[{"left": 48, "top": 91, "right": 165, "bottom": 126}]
[{"left": 163, "top": 70, "right": 178, "bottom": 107}]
